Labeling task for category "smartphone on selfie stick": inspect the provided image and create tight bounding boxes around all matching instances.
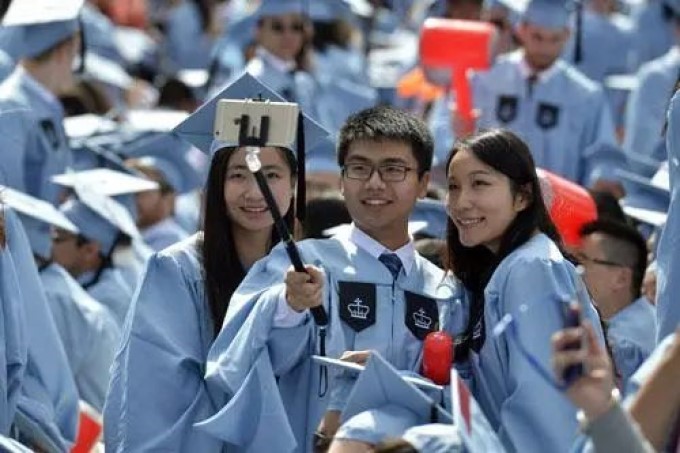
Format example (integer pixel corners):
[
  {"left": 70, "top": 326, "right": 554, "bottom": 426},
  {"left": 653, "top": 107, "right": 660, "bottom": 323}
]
[{"left": 214, "top": 98, "right": 329, "bottom": 330}]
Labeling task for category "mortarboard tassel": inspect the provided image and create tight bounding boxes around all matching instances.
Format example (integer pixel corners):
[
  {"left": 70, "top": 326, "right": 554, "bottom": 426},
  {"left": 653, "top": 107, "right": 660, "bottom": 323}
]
[
  {"left": 295, "top": 110, "right": 306, "bottom": 222},
  {"left": 573, "top": 0, "right": 583, "bottom": 64}
]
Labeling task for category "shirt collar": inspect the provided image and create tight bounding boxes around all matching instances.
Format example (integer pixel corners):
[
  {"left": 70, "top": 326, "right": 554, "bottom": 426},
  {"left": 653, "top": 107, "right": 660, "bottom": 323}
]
[
  {"left": 348, "top": 223, "right": 416, "bottom": 275},
  {"left": 255, "top": 47, "right": 297, "bottom": 74},
  {"left": 518, "top": 54, "right": 560, "bottom": 84}
]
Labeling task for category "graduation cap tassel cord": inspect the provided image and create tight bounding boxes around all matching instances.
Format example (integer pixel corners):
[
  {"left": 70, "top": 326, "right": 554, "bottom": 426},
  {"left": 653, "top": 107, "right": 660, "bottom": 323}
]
[{"left": 573, "top": 0, "right": 583, "bottom": 64}]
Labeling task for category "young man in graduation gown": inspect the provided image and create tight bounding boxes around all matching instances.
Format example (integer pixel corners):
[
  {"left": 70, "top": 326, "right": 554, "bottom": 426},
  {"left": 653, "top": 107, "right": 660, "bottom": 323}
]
[
  {"left": 52, "top": 196, "right": 134, "bottom": 328},
  {"left": 0, "top": 0, "right": 82, "bottom": 205},
  {"left": 196, "top": 106, "right": 468, "bottom": 452},
  {"left": 437, "top": 0, "right": 617, "bottom": 186},
  {"left": 578, "top": 220, "right": 657, "bottom": 389},
  {"left": 123, "top": 133, "right": 199, "bottom": 252}
]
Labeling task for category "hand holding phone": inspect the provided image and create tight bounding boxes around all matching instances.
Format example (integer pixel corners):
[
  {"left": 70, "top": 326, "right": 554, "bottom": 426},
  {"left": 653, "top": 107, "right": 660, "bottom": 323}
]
[{"left": 551, "top": 321, "right": 616, "bottom": 420}]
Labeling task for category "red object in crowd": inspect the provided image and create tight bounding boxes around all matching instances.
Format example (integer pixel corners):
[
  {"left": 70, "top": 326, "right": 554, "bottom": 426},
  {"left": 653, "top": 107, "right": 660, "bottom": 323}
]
[
  {"left": 537, "top": 168, "right": 598, "bottom": 248},
  {"left": 71, "top": 401, "right": 103, "bottom": 453},
  {"left": 419, "top": 18, "right": 495, "bottom": 123},
  {"left": 422, "top": 330, "right": 454, "bottom": 386}
]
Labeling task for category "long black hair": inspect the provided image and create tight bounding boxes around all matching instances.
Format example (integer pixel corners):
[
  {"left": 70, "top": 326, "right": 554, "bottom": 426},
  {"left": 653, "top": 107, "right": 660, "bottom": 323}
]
[
  {"left": 200, "top": 146, "right": 297, "bottom": 337},
  {"left": 444, "top": 129, "right": 562, "bottom": 359}
]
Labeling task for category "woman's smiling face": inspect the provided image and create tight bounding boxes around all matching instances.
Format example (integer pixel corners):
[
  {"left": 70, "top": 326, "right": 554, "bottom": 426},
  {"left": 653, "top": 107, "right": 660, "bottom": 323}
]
[
  {"left": 446, "top": 148, "right": 528, "bottom": 253},
  {"left": 223, "top": 147, "right": 294, "bottom": 233}
]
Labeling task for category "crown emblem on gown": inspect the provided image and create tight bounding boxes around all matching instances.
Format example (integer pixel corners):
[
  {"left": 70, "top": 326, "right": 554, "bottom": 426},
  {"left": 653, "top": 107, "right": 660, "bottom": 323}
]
[
  {"left": 413, "top": 308, "right": 432, "bottom": 330},
  {"left": 348, "top": 298, "right": 370, "bottom": 320}
]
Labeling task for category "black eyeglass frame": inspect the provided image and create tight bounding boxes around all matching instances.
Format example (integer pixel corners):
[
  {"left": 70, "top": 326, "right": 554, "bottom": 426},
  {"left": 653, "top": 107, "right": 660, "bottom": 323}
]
[{"left": 342, "top": 163, "right": 415, "bottom": 182}]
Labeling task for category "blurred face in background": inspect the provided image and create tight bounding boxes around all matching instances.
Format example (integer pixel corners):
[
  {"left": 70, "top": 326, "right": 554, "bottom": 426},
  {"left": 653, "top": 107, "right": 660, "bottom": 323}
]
[
  {"left": 256, "top": 13, "right": 308, "bottom": 61},
  {"left": 517, "top": 22, "right": 569, "bottom": 71}
]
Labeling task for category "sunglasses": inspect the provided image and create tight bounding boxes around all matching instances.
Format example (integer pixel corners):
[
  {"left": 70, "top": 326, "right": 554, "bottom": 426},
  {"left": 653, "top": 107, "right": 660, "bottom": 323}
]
[{"left": 269, "top": 19, "right": 305, "bottom": 34}]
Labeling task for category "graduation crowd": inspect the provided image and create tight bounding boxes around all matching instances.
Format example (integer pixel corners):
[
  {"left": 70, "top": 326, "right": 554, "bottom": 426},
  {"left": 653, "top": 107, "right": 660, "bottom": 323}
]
[{"left": 0, "top": 0, "right": 679, "bottom": 451}]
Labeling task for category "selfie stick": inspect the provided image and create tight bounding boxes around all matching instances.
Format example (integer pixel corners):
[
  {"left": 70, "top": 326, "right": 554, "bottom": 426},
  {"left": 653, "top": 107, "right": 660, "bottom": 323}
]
[{"left": 240, "top": 113, "right": 328, "bottom": 328}]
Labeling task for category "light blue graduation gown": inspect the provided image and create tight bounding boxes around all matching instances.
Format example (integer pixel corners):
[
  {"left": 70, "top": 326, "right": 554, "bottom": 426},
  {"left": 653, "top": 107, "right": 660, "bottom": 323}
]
[
  {"left": 313, "top": 45, "right": 369, "bottom": 87},
  {"left": 625, "top": 331, "right": 676, "bottom": 398},
  {"left": 630, "top": 0, "right": 675, "bottom": 69},
  {"left": 428, "top": 91, "right": 456, "bottom": 165},
  {"left": 655, "top": 90, "right": 680, "bottom": 341},
  {"left": 78, "top": 267, "right": 133, "bottom": 328},
  {"left": 40, "top": 263, "right": 120, "bottom": 412},
  {"left": 141, "top": 217, "right": 190, "bottom": 252},
  {"left": 199, "top": 232, "right": 468, "bottom": 452},
  {"left": 314, "top": 75, "right": 378, "bottom": 135},
  {"left": 0, "top": 49, "right": 14, "bottom": 83},
  {"left": 563, "top": 11, "right": 635, "bottom": 83},
  {"left": 0, "top": 68, "right": 71, "bottom": 205},
  {"left": 562, "top": 11, "right": 635, "bottom": 128},
  {"left": 3, "top": 208, "right": 78, "bottom": 452},
  {"left": 163, "top": 0, "right": 215, "bottom": 71},
  {"left": 104, "top": 234, "right": 225, "bottom": 452},
  {"left": 623, "top": 47, "right": 680, "bottom": 160},
  {"left": 470, "top": 50, "right": 617, "bottom": 184},
  {"left": 113, "top": 239, "right": 153, "bottom": 295},
  {"left": 467, "top": 233, "right": 604, "bottom": 453},
  {"left": 606, "top": 297, "right": 657, "bottom": 390},
  {"left": 0, "top": 210, "right": 27, "bottom": 435},
  {"left": 174, "top": 190, "right": 202, "bottom": 234}
]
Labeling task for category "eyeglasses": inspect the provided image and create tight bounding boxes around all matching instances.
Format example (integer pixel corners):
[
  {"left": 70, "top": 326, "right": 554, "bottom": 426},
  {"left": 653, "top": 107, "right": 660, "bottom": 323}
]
[
  {"left": 574, "top": 252, "right": 626, "bottom": 268},
  {"left": 342, "top": 163, "right": 414, "bottom": 182},
  {"left": 269, "top": 19, "right": 305, "bottom": 34}
]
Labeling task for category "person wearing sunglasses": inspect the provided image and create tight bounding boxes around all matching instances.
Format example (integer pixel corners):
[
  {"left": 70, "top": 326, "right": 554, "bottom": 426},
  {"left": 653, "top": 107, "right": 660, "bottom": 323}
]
[
  {"left": 577, "top": 219, "right": 657, "bottom": 389},
  {"left": 240, "top": 0, "right": 319, "bottom": 119}
]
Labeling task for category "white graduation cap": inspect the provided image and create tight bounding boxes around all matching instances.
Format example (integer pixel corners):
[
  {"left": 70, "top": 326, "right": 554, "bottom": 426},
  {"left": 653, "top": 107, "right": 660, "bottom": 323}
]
[
  {"left": 113, "top": 26, "right": 155, "bottom": 64},
  {"left": 604, "top": 74, "right": 639, "bottom": 92},
  {"left": 650, "top": 161, "right": 670, "bottom": 192},
  {"left": 177, "top": 69, "right": 210, "bottom": 89},
  {"left": 83, "top": 51, "right": 134, "bottom": 90},
  {"left": 311, "top": 355, "right": 444, "bottom": 393},
  {"left": 63, "top": 114, "right": 118, "bottom": 139},
  {"left": 51, "top": 168, "right": 159, "bottom": 197},
  {"left": 0, "top": 0, "right": 84, "bottom": 59},
  {"left": 621, "top": 205, "right": 667, "bottom": 228},
  {"left": 125, "top": 109, "right": 190, "bottom": 133},
  {"left": 343, "top": 0, "right": 375, "bottom": 16},
  {"left": 2, "top": 0, "right": 84, "bottom": 26},
  {"left": 70, "top": 181, "right": 141, "bottom": 242},
  {"left": 0, "top": 185, "right": 78, "bottom": 233}
]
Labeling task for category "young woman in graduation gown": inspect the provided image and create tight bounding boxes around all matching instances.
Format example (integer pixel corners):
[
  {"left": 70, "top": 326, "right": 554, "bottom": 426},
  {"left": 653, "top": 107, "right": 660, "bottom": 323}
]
[
  {"left": 444, "top": 129, "right": 605, "bottom": 453},
  {"left": 103, "top": 143, "right": 300, "bottom": 452}
]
